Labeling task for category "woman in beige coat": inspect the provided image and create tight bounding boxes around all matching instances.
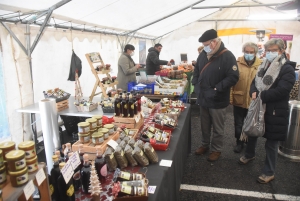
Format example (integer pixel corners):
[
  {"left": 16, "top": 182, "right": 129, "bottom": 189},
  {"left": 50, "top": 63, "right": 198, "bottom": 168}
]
[
  {"left": 116, "top": 44, "right": 140, "bottom": 91},
  {"left": 230, "top": 42, "right": 262, "bottom": 153}
]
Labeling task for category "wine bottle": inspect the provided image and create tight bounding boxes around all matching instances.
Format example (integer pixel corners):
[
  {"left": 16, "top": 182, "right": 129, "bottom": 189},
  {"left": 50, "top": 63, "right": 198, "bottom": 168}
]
[
  {"left": 50, "top": 155, "right": 60, "bottom": 201},
  {"left": 128, "top": 94, "right": 135, "bottom": 118},
  {"left": 114, "top": 94, "right": 121, "bottom": 116},
  {"left": 95, "top": 149, "right": 106, "bottom": 184},
  {"left": 57, "top": 162, "right": 75, "bottom": 201},
  {"left": 121, "top": 94, "right": 128, "bottom": 117},
  {"left": 132, "top": 92, "right": 138, "bottom": 115},
  {"left": 136, "top": 93, "right": 141, "bottom": 112},
  {"left": 81, "top": 154, "right": 91, "bottom": 194}
]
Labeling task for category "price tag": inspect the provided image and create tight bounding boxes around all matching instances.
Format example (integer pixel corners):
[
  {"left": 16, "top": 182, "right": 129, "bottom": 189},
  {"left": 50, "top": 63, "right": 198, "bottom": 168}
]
[
  {"left": 61, "top": 160, "right": 74, "bottom": 183},
  {"left": 148, "top": 186, "right": 157, "bottom": 194},
  {"left": 35, "top": 168, "right": 46, "bottom": 186},
  {"left": 23, "top": 180, "right": 35, "bottom": 200},
  {"left": 69, "top": 151, "right": 81, "bottom": 170},
  {"left": 107, "top": 139, "right": 118, "bottom": 150},
  {"left": 159, "top": 159, "right": 173, "bottom": 167}
]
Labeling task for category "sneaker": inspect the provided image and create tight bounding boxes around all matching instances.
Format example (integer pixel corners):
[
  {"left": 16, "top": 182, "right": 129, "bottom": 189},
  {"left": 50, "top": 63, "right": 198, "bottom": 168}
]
[
  {"left": 257, "top": 174, "right": 275, "bottom": 184},
  {"left": 195, "top": 146, "right": 209, "bottom": 155},
  {"left": 207, "top": 152, "right": 221, "bottom": 162},
  {"left": 233, "top": 144, "right": 244, "bottom": 153},
  {"left": 239, "top": 156, "right": 255, "bottom": 165}
]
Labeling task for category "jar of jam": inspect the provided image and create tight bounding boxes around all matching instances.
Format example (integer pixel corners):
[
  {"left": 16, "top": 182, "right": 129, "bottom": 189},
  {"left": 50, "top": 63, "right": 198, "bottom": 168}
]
[
  {"left": 6, "top": 150, "right": 26, "bottom": 171},
  {"left": 98, "top": 128, "right": 109, "bottom": 140},
  {"left": 92, "top": 115, "right": 103, "bottom": 128},
  {"left": 78, "top": 122, "right": 90, "bottom": 133},
  {"left": 104, "top": 124, "right": 114, "bottom": 135},
  {"left": 92, "top": 132, "right": 104, "bottom": 145},
  {"left": 0, "top": 164, "right": 7, "bottom": 185},
  {"left": 26, "top": 155, "right": 38, "bottom": 173},
  {"left": 86, "top": 118, "right": 97, "bottom": 130},
  {"left": 18, "top": 141, "right": 36, "bottom": 160},
  {"left": 0, "top": 141, "right": 15, "bottom": 160},
  {"left": 78, "top": 133, "right": 90, "bottom": 144},
  {"left": 9, "top": 167, "right": 29, "bottom": 187}
]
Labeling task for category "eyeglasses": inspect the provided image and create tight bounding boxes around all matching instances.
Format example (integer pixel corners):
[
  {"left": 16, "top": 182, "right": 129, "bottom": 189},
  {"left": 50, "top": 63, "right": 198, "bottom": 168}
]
[{"left": 202, "top": 40, "right": 212, "bottom": 46}]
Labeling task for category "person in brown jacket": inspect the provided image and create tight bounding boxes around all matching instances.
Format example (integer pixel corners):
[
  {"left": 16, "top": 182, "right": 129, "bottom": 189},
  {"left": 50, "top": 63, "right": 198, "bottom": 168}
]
[{"left": 230, "top": 42, "right": 262, "bottom": 153}]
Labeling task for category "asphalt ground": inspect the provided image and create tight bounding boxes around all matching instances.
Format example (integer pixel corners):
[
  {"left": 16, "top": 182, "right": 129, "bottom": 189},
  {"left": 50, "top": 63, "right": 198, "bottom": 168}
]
[{"left": 179, "top": 104, "right": 300, "bottom": 201}]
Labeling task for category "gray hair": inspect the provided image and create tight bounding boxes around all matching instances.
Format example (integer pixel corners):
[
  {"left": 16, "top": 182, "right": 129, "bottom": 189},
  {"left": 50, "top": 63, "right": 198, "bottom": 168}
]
[
  {"left": 242, "top": 42, "right": 258, "bottom": 54},
  {"left": 264, "top": 38, "right": 285, "bottom": 51}
]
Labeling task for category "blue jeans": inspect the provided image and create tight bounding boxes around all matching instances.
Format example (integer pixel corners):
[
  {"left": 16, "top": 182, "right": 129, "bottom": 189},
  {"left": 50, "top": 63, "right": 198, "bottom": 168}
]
[{"left": 245, "top": 136, "right": 279, "bottom": 176}]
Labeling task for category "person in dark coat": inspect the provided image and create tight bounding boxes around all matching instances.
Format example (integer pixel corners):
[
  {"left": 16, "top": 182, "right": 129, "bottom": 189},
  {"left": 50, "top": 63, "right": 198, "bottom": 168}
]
[
  {"left": 239, "top": 38, "right": 295, "bottom": 184},
  {"left": 193, "top": 29, "right": 239, "bottom": 162},
  {"left": 145, "top": 43, "right": 171, "bottom": 75}
]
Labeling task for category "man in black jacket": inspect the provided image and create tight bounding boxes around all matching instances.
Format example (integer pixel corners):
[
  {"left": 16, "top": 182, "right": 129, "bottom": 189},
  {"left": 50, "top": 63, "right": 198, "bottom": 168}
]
[
  {"left": 146, "top": 43, "right": 171, "bottom": 75},
  {"left": 192, "top": 29, "right": 239, "bottom": 162}
]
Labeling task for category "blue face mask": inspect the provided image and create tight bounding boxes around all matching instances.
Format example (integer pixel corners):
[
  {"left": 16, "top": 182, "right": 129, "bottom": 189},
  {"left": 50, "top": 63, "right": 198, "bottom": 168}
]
[
  {"left": 244, "top": 53, "right": 255, "bottom": 61},
  {"left": 266, "top": 52, "right": 278, "bottom": 62},
  {"left": 203, "top": 45, "right": 212, "bottom": 53}
]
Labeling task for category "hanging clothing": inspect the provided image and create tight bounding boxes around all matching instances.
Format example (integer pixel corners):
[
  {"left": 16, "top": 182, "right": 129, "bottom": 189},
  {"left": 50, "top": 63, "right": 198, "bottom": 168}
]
[{"left": 67, "top": 51, "right": 82, "bottom": 81}]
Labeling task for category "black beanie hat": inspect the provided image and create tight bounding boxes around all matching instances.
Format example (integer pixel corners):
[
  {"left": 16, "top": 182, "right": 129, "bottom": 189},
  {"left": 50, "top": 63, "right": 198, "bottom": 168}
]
[{"left": 199, "top": 29, "right": 218, "bottom": 42}]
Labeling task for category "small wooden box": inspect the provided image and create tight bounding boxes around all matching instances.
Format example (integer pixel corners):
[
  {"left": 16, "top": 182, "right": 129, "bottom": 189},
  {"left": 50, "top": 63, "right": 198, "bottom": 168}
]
[
  {"left": 76, "top": 103, "right": 98, "bottom": 112},
  {"left": 114, "top": 113, "right": 144, "bottom": 129},
  {"left": 56, "top": 100, "right": 69, "bottom": 111}
]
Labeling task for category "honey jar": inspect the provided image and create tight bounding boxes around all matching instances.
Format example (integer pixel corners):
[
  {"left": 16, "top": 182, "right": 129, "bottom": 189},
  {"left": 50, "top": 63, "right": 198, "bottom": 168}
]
[
  {"left": 92, "top": 132, "right": 104, "bottom": 145},
  {"left": 92, "top": 115, "right": 103, "bottom": 127},
  {"left": 0, "top": 141, "right": 15, "bottom": 160},
  {"left": 0, "top": 164, "right": 7, "bottom": 185},
  {"left": 8, "top": 167, "right": 28, "bottom": 187},
  {"left": 6, "top": 150, "right": 26, "bottom": 171},
  {"left": 77, "top": 122, "right": 90, "bottom": 133},
  {"left": 85, "top": 118, "right": 97, "bottom": 130},
  {"left": 78, "top": 133, "right": 90, "bottom": 144},
  {"left": 18, "top": 141, "right": 36, "bottom": 160},
  {"left": 26, "top": 155, "right": 38, "bottom": 173},
  {"left": 98, "top": 128, "right": 109, "bottom": 140},
  {"left": 103, "top": 124, "right": 114, "bottom": 135}
]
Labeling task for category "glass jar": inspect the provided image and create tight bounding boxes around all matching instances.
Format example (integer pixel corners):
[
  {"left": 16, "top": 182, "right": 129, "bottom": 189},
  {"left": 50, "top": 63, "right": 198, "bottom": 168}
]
[
  {"left": 85, "top": 118, "right": 97, "bottom": 130},
  {"left": 0, "top": 164, "right": 7, "bottom": 185},
  {"left": 103, "top": 124, "right": 114, "bottom": 135},
  {"left": 18, "top": 141, "right": 36, "bottom": 160},
  {"left": 92, "top": 132, "right": 104, "bottom": 145},
  {"left": 5, "top": 150, "right": 26, "bottom": 171},
  {"left": 78, "top": 133, "right": 90, "bottom": 144},
  {"left": 9, "top": 167, "right": 29, "bottom": 187},
  {"left": 0, "top": 141, "right": 15, "bottom": 160},
  {"left": 92, "top": 115, "right": 103, "bottom": 127},
  {"left": 98, "top": 128, "right": 109, "bottom": 140},
  {"left": 77, "top": 122, "right": 90, "bottom": 133},
  {"left": 26, "top": 155, "right": 38, "bottom": 173}
]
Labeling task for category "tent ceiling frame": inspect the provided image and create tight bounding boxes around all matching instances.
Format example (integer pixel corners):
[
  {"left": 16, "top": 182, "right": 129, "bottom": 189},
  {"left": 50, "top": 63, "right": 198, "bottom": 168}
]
[{"left": 192, "top": 3, "right": 281, "bottom": 9}]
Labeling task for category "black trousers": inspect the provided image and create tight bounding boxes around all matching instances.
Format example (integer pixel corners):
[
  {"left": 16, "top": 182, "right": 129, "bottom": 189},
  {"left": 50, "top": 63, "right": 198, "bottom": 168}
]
[{"left": 233, "top": 105, "right": 248, "bottom": 142}]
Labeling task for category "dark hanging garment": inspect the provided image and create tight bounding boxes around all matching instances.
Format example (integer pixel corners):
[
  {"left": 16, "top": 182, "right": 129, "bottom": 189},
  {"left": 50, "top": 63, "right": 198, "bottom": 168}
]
[{"left": 67, "top": 51, "right": 82, "bottom": 81}]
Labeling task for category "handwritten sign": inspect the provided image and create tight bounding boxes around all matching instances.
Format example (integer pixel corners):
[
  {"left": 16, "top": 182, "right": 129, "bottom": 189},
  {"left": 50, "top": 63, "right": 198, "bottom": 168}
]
[
  {"left": 61, "top": 160, "right": 74, "bottom": 183},
  {"left": 23, "top": 180, "right": 35, "bottom": 200},
  {"left": 107, "top": 139, "right": 118, "bottom": 150},
  {"left": 148, "top": 186, "right": 156, "bottom": 194},
  {"left": 69, "top": 152, "right": 81, "bottom": 170},
  {"left": 35, "top": 168, "right": 46, "bottom": 186}
]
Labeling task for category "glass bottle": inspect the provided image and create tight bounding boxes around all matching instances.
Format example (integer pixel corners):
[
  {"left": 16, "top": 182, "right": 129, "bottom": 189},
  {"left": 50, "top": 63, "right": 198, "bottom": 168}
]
[
  {"left": 136, "top": 93, "right": 141, "bottom": 112},
  {"left": 55, "top": 150, "right": 64, "bottom": 163},
  {"left": 81, "top": 154, "right": 91, "bottom": 194},
  {"left": 64, "top": 143, "right": 73, "bottom": 162},
  {"left": 121, "top": 94, "right": 128, "bottom": 117},
  {"left": 78, "top": 144, "right": 84, "bottom": 171},
  {"left": 114, "top": 94, "right": 121, "bottom": 116},
  {"left": 95, "top": 148, "right": 106, "bottom": 184},
  {"left": 51, "top": 155, "right": 60, "bottom": 201},
  {"left": 132, "top": 92, "right": 138, "bottom": 115},
  {"left": 128, "top": 94, "right": 135, "bottom": 118},
  {"left": 57, "top": 162, "right": 75, "bottom": 201}
]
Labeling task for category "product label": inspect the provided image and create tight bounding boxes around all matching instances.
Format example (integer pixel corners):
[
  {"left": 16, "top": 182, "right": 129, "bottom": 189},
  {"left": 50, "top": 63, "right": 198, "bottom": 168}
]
[
  {"left": 121, "top": 185, "right": 132, "bottom": 194},
  {"left": 66, "top": 184, "right": 74, "bottom": 196},
  {"left": 49, "top": 184, "right": 54, "bottom": 195},
  {"left": 27, "top": 161, "right": 38, "bottom": 172},
  {"left": 99, "top": 137, "right": 104, "bottom": 143},
  {"left": 137, "top": 186, "right": 145, "bottom": 196},
  {"left": 17, "top": 173, "right": 28, "bottom": 185},
  {"left": 109, "top": 128, "right": 114, "bottom": 135},
  {"left": 25, "top": 148, "right": 36, "bottom": 159},
  {"left": 92, "top": 123, "right": 97, "bottom": 129},
  {"left": 84, "top": 136, "right": 90, "bottom": 143},
  {"left": 151, "top": 147, "right": 154, "bottom": 152},
  {"left": 121, "top": 150, "right": 124, "bottom": 156},
  {"left": 117, "top": 103, "right": 120, "bottom": 108},
  {"left": 78, "top": 127, "right": 89, "bottom": 133},
  {"left": 99, "top": 120, "right": 102, "bottom": 125},
  {"left": 140, "top": 151, "right": 143, "bottom": 156},
  {"left": 149, "top": 127, "right": 155, "bottom": 133},
  {"left": 131, "top": 104, "right": 134, "bottom": 110},
  {"left": 146, "top": 132, "right": 154, "bottom": 139},
  {"left": 110, "top": 154, "right": 114, "bottom": 159},
  {"left": 104, "top": 133, "right": 109, "bottom": 139},
  {"left": 120, "top": 171, "right": 131, "bottom": 180},
  {"left": 135, "top": 173, "right": 143, "bottom": 180},
  {"left": 92, "top": 138, "right": 96, "bottom": 144},
  {"left": 124, "top": 128, "right": 129, "bottom": 135},
  {"left": 15, "top": 158, "right": 26, "bottom": 170},
  {"left": 0, "top": 171, "right": 6, "bottom": 183},
  {"left": 124, "top": 104, "right": 128, "bottom": 109}
]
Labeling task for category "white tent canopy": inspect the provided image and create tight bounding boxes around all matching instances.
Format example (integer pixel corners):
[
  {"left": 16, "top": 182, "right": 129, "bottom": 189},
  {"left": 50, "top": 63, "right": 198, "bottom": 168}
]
[{"left": 0, "top": 0, "right": 299, "bottom": 143}]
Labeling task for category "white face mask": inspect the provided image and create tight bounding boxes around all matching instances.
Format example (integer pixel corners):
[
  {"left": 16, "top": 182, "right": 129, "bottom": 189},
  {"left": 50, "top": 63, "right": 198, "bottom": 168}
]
[
  {"left": 203, "top": 45, "right": 212, "bottom": 53},
  {"left": 266, "top": 51, "right": 278, "bottom": 62},
  {"left": 130, "top": 51, "right": 135, "bottom": 56}
]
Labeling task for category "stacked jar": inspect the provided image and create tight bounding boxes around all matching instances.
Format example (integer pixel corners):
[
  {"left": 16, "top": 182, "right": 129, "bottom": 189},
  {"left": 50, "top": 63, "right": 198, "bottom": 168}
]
[
  {"left": 98, "top": 128, "right": 109, "bottom": 140},
  {"left": 0, "top": 141, "right": 16, "bottom": 186},
  {"left": 91, "top": 131, "right": 104, "bottom": 145},
  {"left": 77, "top": 122, "right": 90, "bottom": 144},
  {"left": 18, "top": 141, "right": 38, "bottom": 174},
  {"left": 86, "top": 118, "right": 98, "bottom": 138},
  {"left": 92, "top": 115, "right": 103, "bottom": 129},
  {"left": 103, "top": 124, "right": 115, "bottom": 136}
]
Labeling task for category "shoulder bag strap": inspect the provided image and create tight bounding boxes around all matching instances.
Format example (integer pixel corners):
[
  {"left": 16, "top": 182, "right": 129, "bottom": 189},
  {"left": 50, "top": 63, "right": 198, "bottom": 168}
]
[{"left": 200, "top": 49, "right": 228, "bottom": 75}]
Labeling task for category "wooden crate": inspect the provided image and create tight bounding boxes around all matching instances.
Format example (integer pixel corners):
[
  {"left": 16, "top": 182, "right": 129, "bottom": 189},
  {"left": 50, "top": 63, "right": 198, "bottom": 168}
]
[
  {"left": 56, "top": 100, "right": 69, "bottom": 111},
  {"left": 72, "top": 131, "right": 120, "bottom": 159},
  {"left": 76, "top": 103, "right": 98, "bottom": 112},
  {"left": 114, "top": 113, "right": 144, "bottom": 129}
]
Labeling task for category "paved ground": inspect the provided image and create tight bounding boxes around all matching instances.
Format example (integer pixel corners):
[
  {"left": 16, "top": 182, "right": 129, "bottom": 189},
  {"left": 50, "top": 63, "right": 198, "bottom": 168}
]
[{"left": 179, "top": 104, "right": 300, "bottom": 201}]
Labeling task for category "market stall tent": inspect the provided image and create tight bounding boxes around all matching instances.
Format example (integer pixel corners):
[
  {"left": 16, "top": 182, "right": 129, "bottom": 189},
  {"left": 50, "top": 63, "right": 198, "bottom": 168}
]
[{"left": 0, "top": 0, "right": 299, "bottom": 144}]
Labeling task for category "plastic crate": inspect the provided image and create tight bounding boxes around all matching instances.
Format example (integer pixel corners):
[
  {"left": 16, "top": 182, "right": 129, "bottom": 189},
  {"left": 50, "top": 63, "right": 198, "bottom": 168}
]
[
  {"left": 127, "top": 81, "right": 137, "bottom": 92},
  {"left": 179, "top": 91, "right": 188, "bottom": 103}
]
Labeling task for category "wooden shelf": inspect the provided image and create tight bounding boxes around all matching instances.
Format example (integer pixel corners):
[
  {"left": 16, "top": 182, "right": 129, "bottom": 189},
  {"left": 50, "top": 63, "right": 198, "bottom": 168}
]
[
  {"left": 96, "top": 69, "right": 111, "bottom": 74},
  {"left": 2, "top": 163, "right": 51, "bottom": 201},
  {"left": 103, "top": 81, "right": 118, "bottom": 88}
]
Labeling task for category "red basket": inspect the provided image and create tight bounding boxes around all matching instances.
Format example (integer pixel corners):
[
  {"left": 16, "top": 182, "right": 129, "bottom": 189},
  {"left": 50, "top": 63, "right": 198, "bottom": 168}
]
[
  {"left": 154, "top": 123, "right": 175, "bottom": 132},
  {"left": 149, "top": 130, "right": 172, "bottom": 151},
  {"left": 169, "top": 105, "right": 185, "bottom": 111}
]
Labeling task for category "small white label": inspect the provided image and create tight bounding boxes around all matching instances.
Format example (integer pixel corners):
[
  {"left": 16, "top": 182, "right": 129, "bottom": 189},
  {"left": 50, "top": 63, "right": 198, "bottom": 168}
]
[
  {"left": 92, "top": 123, "right": 97, "bottom": 128},
  {"left": 69, "top": 152, "right": 81, "bottom": 170},
  {"left": 107, "top": 140, "right": 118, "bottom": 150},
  {"left": 24, "top": 180, "right": 35, "bottom": 200},
  {"left": 148, "top": 186, "right": 157, "bottom": 194},
  {"left": 109, "top": 128, "right": 114, "bottom": 135},
  {"left": 61, "top": 160, "right": 74, "bottom": 184},
  {"left": 84, "top": 136, "right": 90, "bottom": 142},
  {"left": 104, "top": 133, "right": 109, "bottom": 139},
  {"left": 35, "top": 168, "right": 46, "bottom": 186},
  {"left": 159, "top": 159, "right": 173, "bottom": 167},
  {"left": 15, "top": 158, "right": 26, "bottom": 170}
]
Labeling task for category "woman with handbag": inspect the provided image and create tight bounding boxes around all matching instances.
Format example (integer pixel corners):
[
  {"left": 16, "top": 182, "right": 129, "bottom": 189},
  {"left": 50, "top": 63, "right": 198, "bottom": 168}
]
[{"left": 238, "top": 38, "right": 295, "bottom": 184}]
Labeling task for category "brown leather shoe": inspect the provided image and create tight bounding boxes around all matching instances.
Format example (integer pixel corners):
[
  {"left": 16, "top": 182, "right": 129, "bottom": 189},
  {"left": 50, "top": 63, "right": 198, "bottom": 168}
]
[
  {"left": 207, "top": 152, "right": 221, "bottom": 162},
  {"left": 195, "top": 146, "right": 209, "bottom": 155}
]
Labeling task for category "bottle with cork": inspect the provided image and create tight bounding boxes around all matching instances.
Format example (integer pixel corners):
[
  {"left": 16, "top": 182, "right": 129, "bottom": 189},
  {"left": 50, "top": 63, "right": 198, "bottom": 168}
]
[
  {"left": 95, "top": 148, "right": 106, "bottom": 183},
  {"left": 64, "top": 143, "right": 73, "bottom": 162},
  {"left": 114, "top": 93, "right": 121, "bottom": 116},
  {"left": 81, "top": 154, "right": 91, "bottom": 194},
  {"left": 57, "top": 162, "right": 75, "bottom": 201},
  {"left": 50, "top": 155, "right": 60, "bottom": 201},
  {"left": 128, "top": 94, "right": 135, "bottom": 117},
  {"left": 121, "top": 93, "right": 128, "bottom": 117}
]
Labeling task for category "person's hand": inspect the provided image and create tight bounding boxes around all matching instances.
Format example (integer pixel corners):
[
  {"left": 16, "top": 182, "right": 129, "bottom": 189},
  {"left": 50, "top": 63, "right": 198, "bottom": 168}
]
[
  {"left": 135, "top": 64, "right": 141, "bottom": 68},
  {"left": 252, "top": 92, "right": 257, "bottom": 100},
  {"left": 167, "top": 62, "right": 171, "bottom": 66}
]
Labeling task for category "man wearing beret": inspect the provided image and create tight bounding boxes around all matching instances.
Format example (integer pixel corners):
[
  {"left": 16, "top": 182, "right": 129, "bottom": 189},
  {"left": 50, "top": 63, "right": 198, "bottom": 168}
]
[{"left": 192, "top": 29, "right": 239, "bottom": 161}]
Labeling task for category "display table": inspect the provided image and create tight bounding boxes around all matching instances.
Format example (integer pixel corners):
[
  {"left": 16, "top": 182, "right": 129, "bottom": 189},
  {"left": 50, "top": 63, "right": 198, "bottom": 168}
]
[{"left": 142, "top": 94, "right": 180, "bottom": 101}]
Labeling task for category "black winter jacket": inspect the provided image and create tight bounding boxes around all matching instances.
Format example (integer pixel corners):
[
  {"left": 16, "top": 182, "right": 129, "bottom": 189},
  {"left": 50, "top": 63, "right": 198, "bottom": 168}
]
[
  {"left": 146, "top": 47, "right": 168, "bottom": 75},
  {"left": 192, "top": 42, "right": 239, "bottom": 108},
  {"left": 250, "top": 59, "right": 295, "bottom": 141}
]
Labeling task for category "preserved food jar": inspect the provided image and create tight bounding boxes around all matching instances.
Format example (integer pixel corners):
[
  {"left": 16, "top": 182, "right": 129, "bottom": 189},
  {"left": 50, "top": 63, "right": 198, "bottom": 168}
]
[
  {"left": 26, "top": 155, "right": 38, "bottom": 173},
  {"left": 5, "top": 150, "right": 26, "bottom": 171},
  {"left": 9, "top": 167, "right": 28, "bottom": 187},
  {"left": 18, "top": 141, "right": 36, "bottom": 160},
  {"left": 0, "top": 141, "right": 15, "bottom": 160}
]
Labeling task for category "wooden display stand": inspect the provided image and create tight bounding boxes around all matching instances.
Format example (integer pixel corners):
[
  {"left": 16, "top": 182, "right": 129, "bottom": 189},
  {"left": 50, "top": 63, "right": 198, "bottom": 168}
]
[
  {"left": 114, "top": 113, "right": 144, "bottom": 129},
  {"left": 2, "top": 163, "right": 51, "bottom": 201},
  {"left": 56, "top": 99, "right": 69, "bottom": 111},
  {"left": 85, "top": 52, "right": 118, "bottom": 102}
]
